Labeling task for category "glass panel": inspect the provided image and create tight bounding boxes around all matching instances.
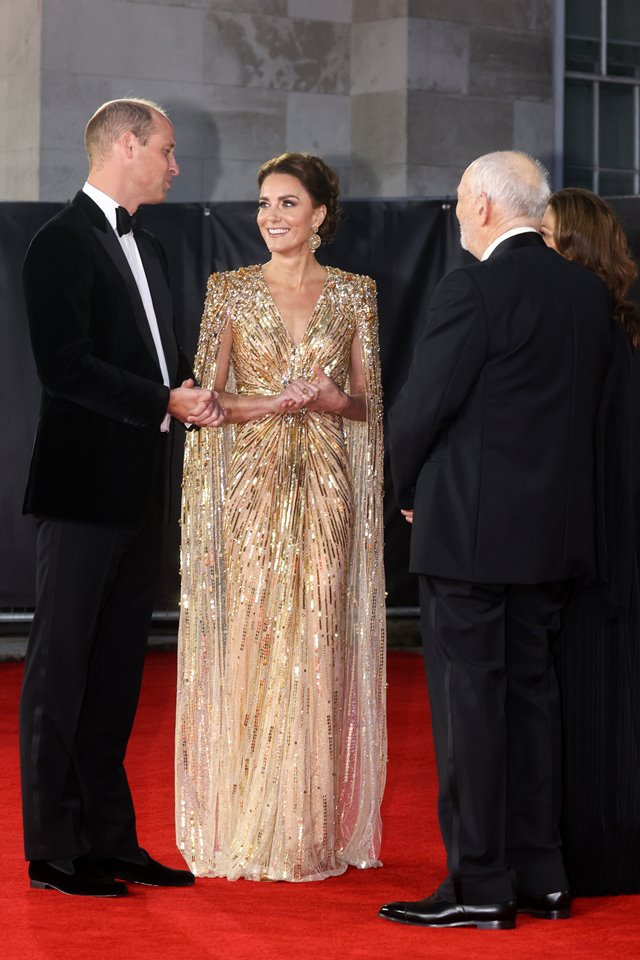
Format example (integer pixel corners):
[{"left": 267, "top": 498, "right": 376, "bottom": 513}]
[
  {"left": 606, "top": 42, "right": 640, "bottom": 78},
  {"left": 564, "top": 81, "right": 594, "bottom": 167},
  {"left": 599, "top": 170, "right": 635, "bottom": 195},
  {"left": 607, "top": 0, "right": 640, "bottom": 78},
  {"left": 563, "top": 166, "right": 596, "bottom": 190},
  {"left": 599, "top": 83, "right": 635, "bottom": 168},
  {"left": 566, "top": 0, "right": 601, "bottom": 74},
  {"left": 566, "top": 37, "right": 601, "bottom": 74},
  {"left": 567, "top": 0, "right": 601, "bottom": 37},
  {"left": 608, "top": 0, "right": 640, "bottom": 39}
]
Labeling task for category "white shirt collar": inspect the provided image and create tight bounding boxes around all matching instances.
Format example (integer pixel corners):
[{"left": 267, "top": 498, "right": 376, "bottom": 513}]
[
  {"left": 481, "top": 226, "right": 539, "bottom": 262},
  {"left": 82, "top": 181, "right": 120, "bottom": 233}
]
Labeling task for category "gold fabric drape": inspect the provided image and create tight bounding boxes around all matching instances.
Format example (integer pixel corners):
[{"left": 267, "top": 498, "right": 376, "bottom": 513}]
[{"left": 176, "top": 265, "right": 386, "bottom": 881}]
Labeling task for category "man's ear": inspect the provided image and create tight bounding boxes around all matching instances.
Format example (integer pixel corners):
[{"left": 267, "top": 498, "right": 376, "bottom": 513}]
[
  {"left": 119, "top": 132, "right": 136, "bottom": 159},
  {"left": 477, "top": 193, "right": 491, "bottom": 226}
]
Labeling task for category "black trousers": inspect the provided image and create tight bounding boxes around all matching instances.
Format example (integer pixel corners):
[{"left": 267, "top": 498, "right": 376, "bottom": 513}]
[
  {"left": 418, "top": 575, "right": 570, "bottom": 905},
  {"left": 19, "top": 463, "right": 164, "bottom": 862}
]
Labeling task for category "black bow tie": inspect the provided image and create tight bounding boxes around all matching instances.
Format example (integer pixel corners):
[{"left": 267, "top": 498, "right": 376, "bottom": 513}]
[{"left": 115, "top": 206, "right": 141, "bottom": 236}]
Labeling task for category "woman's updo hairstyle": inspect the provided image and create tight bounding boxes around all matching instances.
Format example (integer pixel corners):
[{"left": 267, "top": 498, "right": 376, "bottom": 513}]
[{"left": 257, "top": 152, "right": 341, "bottom": 243}]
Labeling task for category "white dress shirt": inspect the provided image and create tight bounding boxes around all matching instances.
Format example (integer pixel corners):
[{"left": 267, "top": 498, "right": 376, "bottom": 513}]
[
  {"left": 481, "top": 226, "right": 539, "bottom": 262},
  {"left": 83, "top": 181, "right": 171, "bottom": 431}
]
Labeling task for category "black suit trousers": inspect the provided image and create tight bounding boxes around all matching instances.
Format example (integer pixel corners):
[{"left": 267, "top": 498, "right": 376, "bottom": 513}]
[
  {"left": 19, "top": 441, "right": 166, "bottom": 861},
  {"left": 418, "top": 575, "right": 570, "bottom": 904}
]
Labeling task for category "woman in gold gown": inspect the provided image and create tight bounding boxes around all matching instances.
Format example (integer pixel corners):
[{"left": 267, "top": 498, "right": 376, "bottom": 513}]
[{"left": 175, "top": 153, "right": 387, "bottom": 882}]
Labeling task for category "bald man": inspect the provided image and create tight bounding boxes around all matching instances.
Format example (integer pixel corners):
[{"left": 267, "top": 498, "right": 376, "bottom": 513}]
[
  {"left": 19, "top": 98, "right": 224, "bottom": 897},
  {"left": 382, "top": 152, "right": 614, "bottom": 929}
]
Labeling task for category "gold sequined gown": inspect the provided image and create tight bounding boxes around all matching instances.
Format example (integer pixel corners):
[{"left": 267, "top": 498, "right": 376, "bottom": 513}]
[{"left": 176, "top": 265, "right": 386, "bottom": 881}]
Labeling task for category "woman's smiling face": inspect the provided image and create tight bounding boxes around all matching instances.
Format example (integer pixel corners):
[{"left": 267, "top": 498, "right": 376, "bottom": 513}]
[{"left": 257, "top": 172, "right": 326, "bottom": 254}]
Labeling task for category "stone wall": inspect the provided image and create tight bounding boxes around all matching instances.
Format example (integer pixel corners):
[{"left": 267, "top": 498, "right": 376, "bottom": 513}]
[
  {"left": 0, "top": 0, "right": 42, "bottom": 200},
  {"left": 0, "top": 0, "right": 555, "bottom": 201}
]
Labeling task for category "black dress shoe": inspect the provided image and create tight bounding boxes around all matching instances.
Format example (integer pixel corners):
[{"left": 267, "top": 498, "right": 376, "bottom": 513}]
[
  {"left": 379, "top": 894, "right": 517, "bottom": 930},
  {"left": 29, "top": 858, "right": 128, "bottom": 897},
  {"left": 94, "top": 849, "right": 195, "bottom": 887},
  {"left": 517, "top": 889, "right": 571, "bottom": 920}
]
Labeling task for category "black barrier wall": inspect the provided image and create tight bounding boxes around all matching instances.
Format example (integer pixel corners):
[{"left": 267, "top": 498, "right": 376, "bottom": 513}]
[{"left": 2, "top": 198, "right": 640, "bottom": 611}]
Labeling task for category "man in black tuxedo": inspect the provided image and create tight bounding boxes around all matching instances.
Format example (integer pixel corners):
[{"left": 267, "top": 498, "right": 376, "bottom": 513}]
[
  {"left": 380, "top": 152, "right": 614, "bottom": 929},
  {"left": 19, "top": 98, "right": 225, "bottom": 897}
]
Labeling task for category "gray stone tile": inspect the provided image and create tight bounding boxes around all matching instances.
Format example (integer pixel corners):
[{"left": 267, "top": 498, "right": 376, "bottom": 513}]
[
  {"left": 40, "top": 72, "right": 114, "bottom": 153},
  {"left": 0, "top": 69, "right": 40, "bottom": 151},
  {"left": 352, "top": 0, "right": 408, "bottom": 21},
  {"left": 513, "top": 98, "right": 554, "bottom": 170},
  {"left": 203, "top": 12, "right": 350, "bottom": 93},
  {"left": 407, "top": 0, "right": 553, "bottom": 32},
  {"left": 287, "top": 0, "right": 352, "bottom": 22},
  {"left": 0, "top": 0, "right": 41, "bottom": 77},
  {"left": 351, "top": 19, "right": 409, "bottom": 95},
  {"left": 351, "top": 91, "right": 408, "bottom": 166},
  {"left": 349, "top": 159, "right": 408, "bottom": 198},
  {"left": 286, "top": 92, "right": 351, "bottom": 158},
  {"left": 327, "top": 161, "right": 351, "bottom": 198},
  {"left": 408, "top": 18, "right": 469, "bottom": 93},
  {"left": 406, "top": 163, "right": 460, "bottom": 197},
  {"left": 0, "top": 0, "right": 41, "bottom": 199},
  {"left": 127, "top": 0, "right": 287, "bottom": 9},
  {"left": 166, "top": 86, "right": 286, "bottom": 160},
  {"left": 469, "top": 27, "right": 552, "bottom": 100},
  {"left": 41, "top": 0, "right": 206, "bottom": 83},
  {"left": 407, "top": 90, "right": 513, "bottom": 166},
  {"left": 201, "top": 157, "right": 276, "bottom": 200},
  {"left": 0, "top": 146, "right": 40, "bottom": 200},
  {"left": 39, "top": 149, "right": 92, "bottom": 201}
]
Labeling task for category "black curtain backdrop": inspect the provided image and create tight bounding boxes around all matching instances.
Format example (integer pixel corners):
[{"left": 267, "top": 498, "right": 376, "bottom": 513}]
[{"left": 2, "top": 197, "right": 639, "bottom": 612}]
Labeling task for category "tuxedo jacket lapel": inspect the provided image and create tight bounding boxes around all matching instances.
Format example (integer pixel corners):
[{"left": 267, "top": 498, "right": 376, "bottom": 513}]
[
  {"left": 136, "top": 233, "right": 178, "bottom": 383},
  {"left": 72, "top": 192, "right": 166, "bottom": 380}
]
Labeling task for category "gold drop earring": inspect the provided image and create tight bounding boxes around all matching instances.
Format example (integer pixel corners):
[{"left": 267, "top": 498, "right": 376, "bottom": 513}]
[{"left": 307, "top": 227, "right": 321, "bottom": 253}]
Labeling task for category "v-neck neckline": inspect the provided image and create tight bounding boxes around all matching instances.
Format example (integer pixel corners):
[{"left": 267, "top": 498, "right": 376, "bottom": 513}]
[{"left": 258, "top": 265, "right": 330, "bottom": 349}]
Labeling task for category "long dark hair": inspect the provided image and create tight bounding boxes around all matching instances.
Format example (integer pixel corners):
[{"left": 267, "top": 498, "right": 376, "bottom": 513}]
[{"left": 548, "top": 187, "right": 640, "bottom": 347}]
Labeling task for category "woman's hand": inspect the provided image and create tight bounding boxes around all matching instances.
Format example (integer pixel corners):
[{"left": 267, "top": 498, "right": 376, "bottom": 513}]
[
  {"left": 305, "top": 365, "right": 348, "bottom": 415},
  {"left": 272, "top": 378, "right": 320, "bottom": 413},
  {"left": 401, "top": 509, "right": 414, "bottom": 524}
]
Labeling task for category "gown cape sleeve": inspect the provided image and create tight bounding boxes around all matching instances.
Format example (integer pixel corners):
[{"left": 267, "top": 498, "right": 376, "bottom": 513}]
[{"left": 175, "top": 267, "right": 387, "bottom": 868}]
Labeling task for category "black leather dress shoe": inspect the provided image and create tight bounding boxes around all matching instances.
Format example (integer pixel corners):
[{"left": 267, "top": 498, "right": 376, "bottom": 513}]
[
  {"left": 517, "top": 889, "right": 571, "bottom": 920},
  {"left": 379, "top": 894, "right": 517, "bottom": 930},
  {"left": 94, "top": 849, "right": 195, "bottom": 887},
  {"left": 29, "top": 858, "right": 128, "bottom": 897}
]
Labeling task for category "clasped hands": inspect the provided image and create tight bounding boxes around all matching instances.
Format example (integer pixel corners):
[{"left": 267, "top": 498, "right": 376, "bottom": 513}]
[
  {"left": 274, "top": 365, "right": 347, "bottom": 415},
  {"left": 168, "top": 379, "right": 226, "bottom": 427}
]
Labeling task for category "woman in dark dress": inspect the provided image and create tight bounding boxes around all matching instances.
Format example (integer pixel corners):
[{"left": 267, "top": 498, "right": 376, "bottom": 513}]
[{"left": 541, "top": 188, "right": 640, "bottom": 895}]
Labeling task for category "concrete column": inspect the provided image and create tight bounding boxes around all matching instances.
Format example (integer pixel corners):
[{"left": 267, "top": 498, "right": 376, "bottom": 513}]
[
  {"left": 351, "top": 0, "right": 553, "bottom": 197},
  {"left": 0, "top": 0, "right": 42, "bottom": 200}
]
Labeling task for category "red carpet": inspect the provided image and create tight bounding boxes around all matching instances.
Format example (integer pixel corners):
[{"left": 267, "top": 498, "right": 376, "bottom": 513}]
[{"left": 1, "top": 650, "right": 638, "bottom": 959}]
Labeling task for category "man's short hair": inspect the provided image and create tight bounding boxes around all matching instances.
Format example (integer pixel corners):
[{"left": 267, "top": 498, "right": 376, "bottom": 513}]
[
  {"left": 85, "top": 98, "right": 169, "bottom": 165},
  {"left": 466, "top": 151, "right": 550, "bottom": 220}
]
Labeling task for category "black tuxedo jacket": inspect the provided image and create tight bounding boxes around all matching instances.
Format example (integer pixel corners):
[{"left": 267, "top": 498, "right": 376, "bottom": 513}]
[
  {"left": 388, "top": 232, "right": 615, "bottom": 584},
  {"left": 23, "top": 191, "right": 193, "bottom": 526}
]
